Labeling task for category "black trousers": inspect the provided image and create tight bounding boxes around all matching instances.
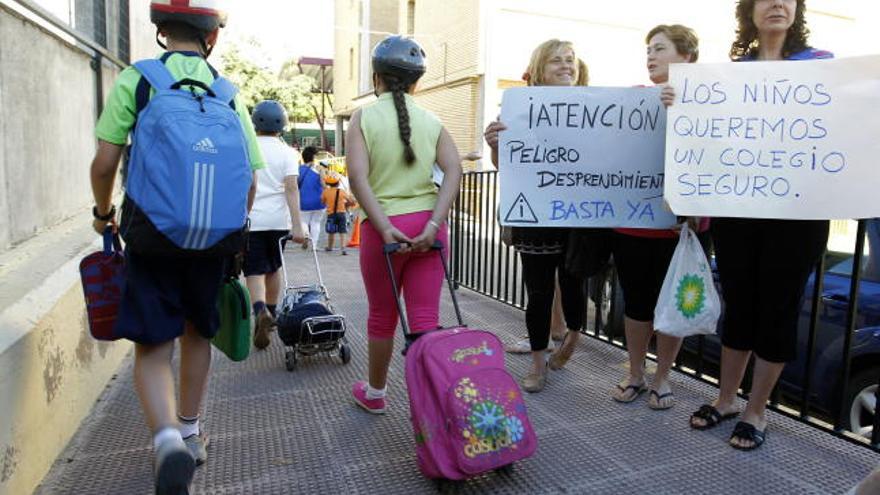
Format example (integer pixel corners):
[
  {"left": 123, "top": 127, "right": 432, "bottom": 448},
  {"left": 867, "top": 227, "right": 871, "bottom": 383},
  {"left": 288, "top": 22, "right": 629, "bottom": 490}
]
[
  {"left": 712, "top": 218, "right": 828, "bottom": 363},
  {"left": 520, "top": 252, "right": 586, "bottom": 351}
]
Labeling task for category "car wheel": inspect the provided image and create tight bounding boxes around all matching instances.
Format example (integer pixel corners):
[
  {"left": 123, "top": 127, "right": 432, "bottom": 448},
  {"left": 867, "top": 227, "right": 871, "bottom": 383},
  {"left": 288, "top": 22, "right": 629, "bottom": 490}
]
[
  {"left": 844, "top": 369, "right": 878, "bottom": 440},
  {"left": 589, "top": 265, "right": 624, "bottom": 338}
]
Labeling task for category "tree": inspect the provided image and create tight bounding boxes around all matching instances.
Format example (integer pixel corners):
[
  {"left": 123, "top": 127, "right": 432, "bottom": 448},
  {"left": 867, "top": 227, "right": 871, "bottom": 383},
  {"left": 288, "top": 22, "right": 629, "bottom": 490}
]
[
  {"left": 279, "top": 60, "right": 335, "bottom": 149},
  {"left": 220, "top": 41, "right": 335, "bottom": 149},
  {"left": 219, "top": 45, "right": 276, "bottom": 111}
]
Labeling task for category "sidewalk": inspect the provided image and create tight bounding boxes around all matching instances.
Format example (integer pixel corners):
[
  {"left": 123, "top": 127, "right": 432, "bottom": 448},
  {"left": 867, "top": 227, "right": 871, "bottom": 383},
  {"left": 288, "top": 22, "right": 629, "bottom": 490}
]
[{"left": 36, "top": 247, "right": 878, "bottom": 494}]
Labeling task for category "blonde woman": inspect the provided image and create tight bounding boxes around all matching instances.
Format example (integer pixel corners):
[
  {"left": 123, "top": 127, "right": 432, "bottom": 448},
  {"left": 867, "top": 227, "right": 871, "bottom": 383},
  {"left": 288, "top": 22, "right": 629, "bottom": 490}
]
[{"left": 484, "top": 40, "right": 589, "bottom": 392}]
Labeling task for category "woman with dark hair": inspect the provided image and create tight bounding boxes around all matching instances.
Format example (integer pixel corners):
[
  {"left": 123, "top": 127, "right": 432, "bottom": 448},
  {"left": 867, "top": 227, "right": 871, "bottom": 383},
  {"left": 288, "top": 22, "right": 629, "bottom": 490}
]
[
  {"left": 346, "top": 35, "right": 463, "bottom": 413},
  {"left": 611, "top": 24, "right": 704, "bottom": 411},
  {"left": 671, "top": 0, "right": 832, "bottom": 450}
]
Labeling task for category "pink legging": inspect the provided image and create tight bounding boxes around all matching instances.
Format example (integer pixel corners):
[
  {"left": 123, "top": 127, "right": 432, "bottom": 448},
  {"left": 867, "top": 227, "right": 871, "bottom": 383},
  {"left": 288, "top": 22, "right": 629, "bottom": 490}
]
[{"left": 360, "top": 210, "right": 448, "bottom": 340}]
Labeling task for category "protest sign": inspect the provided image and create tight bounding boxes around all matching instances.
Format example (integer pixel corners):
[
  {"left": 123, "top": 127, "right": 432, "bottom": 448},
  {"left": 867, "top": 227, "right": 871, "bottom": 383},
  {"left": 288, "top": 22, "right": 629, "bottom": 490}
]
[
  {"left": 665, "top": 55, "right": 880, "bottom": 219},
  {"left": 498, "top": 86, "right": 677, "bottom": 228}
]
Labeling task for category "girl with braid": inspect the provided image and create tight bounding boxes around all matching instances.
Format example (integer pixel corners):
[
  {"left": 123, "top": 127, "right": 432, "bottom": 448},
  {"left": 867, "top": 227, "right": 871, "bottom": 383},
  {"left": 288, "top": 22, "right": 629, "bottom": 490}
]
[{"left": 346, "top": 35, "right": 463, "bottom": 413}]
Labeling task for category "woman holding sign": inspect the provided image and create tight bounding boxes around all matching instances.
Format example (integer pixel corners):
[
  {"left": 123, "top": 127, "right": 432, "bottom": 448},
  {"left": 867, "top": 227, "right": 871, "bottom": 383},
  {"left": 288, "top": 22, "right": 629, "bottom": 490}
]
[
  {"left": 610, "top": 24, "right": 704, "bottom": 410},
  {"left": 483, "top": 39, "right": 589, "bottom": 393},
  {"left": 677, "top": 0, "right": 832, "bottom": 451}
]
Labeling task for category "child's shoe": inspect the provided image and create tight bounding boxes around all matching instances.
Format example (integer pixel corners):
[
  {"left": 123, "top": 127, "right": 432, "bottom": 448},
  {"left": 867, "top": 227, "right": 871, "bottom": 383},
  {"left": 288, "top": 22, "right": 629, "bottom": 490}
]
[
  {"left": 154, "top": 435, "right": 195, "bottom": 495},
  {"left": 253, "top": 308, "right": 274, "bottom": 350},
  {"left": 351, "top": 380, "right": 386, "bottom": 414}
]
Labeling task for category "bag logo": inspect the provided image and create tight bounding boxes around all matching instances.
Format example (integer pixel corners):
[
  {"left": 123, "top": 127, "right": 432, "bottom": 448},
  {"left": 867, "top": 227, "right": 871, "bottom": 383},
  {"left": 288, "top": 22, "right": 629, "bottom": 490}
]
[
  {"left": 676, "top": 273, "right": 706, "bottom": 319},
  {"left": 451, "top": 341, "right": 494, "bottom": 364},
  {"left": 453, "top": 377, "right": 528, "bottom": 459},
  {"left": 192, "top": 137, "right": 218, "bottom": 154}
]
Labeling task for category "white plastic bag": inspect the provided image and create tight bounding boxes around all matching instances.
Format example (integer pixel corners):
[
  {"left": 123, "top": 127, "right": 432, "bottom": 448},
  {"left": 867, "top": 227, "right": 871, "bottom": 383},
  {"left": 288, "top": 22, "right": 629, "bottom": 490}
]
[{"left": 654, "top": 224, "right": 721, "bottom": 338}]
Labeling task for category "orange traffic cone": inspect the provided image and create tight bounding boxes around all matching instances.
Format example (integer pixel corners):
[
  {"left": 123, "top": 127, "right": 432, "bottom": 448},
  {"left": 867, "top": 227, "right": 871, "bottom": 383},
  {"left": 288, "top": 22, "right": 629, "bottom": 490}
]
[{"left": 346, "top": 214, "right": 361, "bottom": 247}]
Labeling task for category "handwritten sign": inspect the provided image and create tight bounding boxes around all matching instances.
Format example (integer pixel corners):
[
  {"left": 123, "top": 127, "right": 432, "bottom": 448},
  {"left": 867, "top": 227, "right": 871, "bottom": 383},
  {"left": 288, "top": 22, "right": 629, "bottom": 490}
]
[
  {"left": 499, "top": 86, "right": 677, "bottom": 228},
  {"left": 665, "top": 55, "right": 880, "bottom": 219}
]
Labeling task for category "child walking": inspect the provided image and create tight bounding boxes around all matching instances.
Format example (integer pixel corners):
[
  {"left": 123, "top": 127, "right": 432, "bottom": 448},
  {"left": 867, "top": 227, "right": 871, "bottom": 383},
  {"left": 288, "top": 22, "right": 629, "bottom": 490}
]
[
  {"left": 246, "top": 100, "right": 306, "bottom": 350},
  {"left": 89, "top": 1, "right": 264, "bottom": 493},
  {"left": 346, "top": 35, "right": 463, "bottom": 413},
  {"left": 321, "top": 174, "right": 356, "bottom": 254}
]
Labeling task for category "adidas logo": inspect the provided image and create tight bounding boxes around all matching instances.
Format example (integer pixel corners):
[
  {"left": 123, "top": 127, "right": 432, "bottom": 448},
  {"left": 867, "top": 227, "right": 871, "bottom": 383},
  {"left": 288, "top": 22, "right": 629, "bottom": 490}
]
[{"left": 192, "top": 137, "right": 218, "bottom": 154}]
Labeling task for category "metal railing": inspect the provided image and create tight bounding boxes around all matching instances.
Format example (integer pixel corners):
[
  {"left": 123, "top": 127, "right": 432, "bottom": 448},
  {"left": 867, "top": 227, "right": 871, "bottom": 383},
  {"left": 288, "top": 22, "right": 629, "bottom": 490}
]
[{"left": 449, "top": 170, "right": 880, "bottom": 453}]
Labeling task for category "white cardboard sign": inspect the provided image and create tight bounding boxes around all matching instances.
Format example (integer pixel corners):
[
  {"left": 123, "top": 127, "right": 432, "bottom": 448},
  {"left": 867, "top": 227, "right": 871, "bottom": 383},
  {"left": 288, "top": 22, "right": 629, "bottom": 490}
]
[
  {"left": 664, "top": 55, "right": 880, "bottom": 219},
  {"left": 498, "top": 86, "right": 677, "bottom": 228}
]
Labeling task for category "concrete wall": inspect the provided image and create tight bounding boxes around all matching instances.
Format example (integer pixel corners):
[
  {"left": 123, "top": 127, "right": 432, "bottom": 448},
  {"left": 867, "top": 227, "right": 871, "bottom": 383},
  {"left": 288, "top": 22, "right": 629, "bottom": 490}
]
[
  {"left": 0, "top": 2, "right": 152, "bottom": 494},
  {"left": 0, "top": 5, "right": 97, "bottom": 250}
]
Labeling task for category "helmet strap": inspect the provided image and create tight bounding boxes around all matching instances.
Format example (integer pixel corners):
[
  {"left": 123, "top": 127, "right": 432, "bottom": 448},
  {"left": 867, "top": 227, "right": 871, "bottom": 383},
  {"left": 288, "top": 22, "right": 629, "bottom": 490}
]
[
  {"left": 155, "top": 29, "right": 167, "bottom": 50},
  {"left": 198, "top": 35, "right": 213, "bottom": 58}
]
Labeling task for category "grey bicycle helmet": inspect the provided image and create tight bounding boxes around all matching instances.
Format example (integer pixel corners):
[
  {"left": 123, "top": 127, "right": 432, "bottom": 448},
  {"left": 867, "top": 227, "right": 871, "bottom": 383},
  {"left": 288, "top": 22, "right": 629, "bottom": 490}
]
[
  {"left": 371, "top": 35, "right": 427, "bottom": 83},
  {"left": 252, "top": 100, "right": 288, "bottom": 133}
]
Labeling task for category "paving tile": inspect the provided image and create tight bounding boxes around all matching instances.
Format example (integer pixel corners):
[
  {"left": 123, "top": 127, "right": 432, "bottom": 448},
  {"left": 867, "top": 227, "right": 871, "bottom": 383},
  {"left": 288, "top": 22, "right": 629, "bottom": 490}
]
[{"left": 35, "top": 248, "right": 879, "bottom": 495}]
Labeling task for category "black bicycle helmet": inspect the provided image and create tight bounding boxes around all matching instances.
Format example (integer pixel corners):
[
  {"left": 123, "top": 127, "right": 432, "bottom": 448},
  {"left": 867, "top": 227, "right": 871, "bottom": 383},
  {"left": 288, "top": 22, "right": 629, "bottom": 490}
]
[{"left": 371, "top": 35, "right": 427, "bottom": 84}]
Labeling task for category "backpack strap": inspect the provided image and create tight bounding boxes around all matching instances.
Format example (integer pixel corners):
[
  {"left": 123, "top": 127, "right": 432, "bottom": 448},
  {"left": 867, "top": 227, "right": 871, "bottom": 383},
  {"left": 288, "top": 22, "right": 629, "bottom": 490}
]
[
  {"left": 333, "top": 189, "right": 341, "bottom": 213},
  {"left": 134, "top": 53, "right": 235, "bottom": 116},
  {"left": 210, "top": 76, "right": 238, "bottom": 105},
  {"left": 133, "top": 59, "right": 177, "bottom": 92}
]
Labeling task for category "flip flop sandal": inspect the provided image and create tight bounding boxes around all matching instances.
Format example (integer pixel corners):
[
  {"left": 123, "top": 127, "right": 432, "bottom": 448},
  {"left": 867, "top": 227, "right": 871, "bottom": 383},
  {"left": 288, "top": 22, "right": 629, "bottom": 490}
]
[
  {"left": 729, "top": 421, "right": 767, "bottom": 451},
  {"left": 689, "top": 404, "right": 739, "bottom": 430},
  {"left": 647, "top": 390, "right": 675, "bottom": 410},
  {"left": 612, "top": 383, "right": 647, "bottom": 403}
]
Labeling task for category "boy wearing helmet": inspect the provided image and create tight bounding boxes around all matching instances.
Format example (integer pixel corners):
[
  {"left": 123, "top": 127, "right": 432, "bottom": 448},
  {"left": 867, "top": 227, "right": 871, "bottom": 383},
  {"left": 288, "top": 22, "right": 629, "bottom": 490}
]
[
  {"left": 89, "top": 2, "right": 264, "bottom": 493},
  {"left": 346, "top": 35, "right": 463, "bottom": 413},
  {"left": 247, "top": 100, "right": 306, "bottom": 350}
]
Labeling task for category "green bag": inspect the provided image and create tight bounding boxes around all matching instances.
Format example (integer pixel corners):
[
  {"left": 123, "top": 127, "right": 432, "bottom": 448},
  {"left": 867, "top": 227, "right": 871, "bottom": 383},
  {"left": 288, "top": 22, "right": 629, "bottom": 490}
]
[{"left": 213, "top": 277, "right": 251, "bottom": 361}]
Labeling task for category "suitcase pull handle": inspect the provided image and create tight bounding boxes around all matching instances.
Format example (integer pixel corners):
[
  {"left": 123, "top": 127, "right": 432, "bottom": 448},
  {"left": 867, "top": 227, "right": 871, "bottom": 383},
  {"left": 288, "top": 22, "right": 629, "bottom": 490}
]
[
  {"left": 383, "top": 240, "right": 444, "bottom": 254},
  {"left": 382, "top": 240, "right": 465, "bottom": 355}
]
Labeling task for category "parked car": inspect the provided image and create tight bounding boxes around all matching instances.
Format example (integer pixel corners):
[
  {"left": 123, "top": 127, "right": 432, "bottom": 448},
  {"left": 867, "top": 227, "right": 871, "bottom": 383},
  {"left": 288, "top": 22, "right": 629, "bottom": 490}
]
[{"left": 593, "top": 251, "right": 880, "bottom": 440}]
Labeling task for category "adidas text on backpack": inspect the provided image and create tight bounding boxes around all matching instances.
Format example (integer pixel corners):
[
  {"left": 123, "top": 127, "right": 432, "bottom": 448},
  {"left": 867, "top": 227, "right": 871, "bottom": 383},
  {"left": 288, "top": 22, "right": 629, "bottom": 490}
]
[{"left": 120, "top": 59, "right": 252, "bottom": 256}]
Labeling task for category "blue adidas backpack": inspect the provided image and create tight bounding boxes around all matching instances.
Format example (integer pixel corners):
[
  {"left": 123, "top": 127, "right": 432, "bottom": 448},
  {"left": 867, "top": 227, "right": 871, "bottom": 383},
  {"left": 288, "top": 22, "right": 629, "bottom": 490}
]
[{"left": 120, "top": 59, "right": 252, "bottom": 256}]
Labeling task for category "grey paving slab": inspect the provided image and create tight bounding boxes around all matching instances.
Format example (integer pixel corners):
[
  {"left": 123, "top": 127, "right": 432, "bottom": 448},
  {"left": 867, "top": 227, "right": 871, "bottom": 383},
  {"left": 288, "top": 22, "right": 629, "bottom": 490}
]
[{"left": 36, "top": 246, "right": 879, "bottom": 494}]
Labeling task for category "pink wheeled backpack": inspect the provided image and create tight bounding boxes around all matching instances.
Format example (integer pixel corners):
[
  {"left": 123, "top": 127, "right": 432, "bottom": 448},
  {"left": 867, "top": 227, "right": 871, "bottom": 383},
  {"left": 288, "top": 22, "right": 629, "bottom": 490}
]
[{"left": 383, "top": 243, "right": 538, "bottom": 483}]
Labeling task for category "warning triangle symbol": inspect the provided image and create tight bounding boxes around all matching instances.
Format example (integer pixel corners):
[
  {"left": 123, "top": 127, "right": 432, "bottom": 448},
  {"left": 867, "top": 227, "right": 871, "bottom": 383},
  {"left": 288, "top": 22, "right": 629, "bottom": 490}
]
[{"left": 504, "top": 193, "right": 539, "bottom": 224}]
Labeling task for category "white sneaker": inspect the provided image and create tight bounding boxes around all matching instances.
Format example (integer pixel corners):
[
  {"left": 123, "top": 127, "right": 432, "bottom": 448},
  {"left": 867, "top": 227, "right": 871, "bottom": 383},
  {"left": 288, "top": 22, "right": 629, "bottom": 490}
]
[
  {"left": 154, "top": 435, "right": 195, "bottom": 495},
  {"left": 504, "top": 338, "right": 555, "bottom": 354}
]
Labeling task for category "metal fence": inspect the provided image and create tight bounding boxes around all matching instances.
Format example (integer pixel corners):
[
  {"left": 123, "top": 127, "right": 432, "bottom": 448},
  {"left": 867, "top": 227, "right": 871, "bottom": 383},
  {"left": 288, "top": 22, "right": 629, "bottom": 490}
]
[{"left": 449, "top": 170, "right": 880, "bottom": 453}]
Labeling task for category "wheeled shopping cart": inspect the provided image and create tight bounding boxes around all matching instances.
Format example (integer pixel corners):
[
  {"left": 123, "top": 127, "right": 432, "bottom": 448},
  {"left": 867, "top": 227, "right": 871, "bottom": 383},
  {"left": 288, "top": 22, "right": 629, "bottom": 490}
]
[{"left": 275, "top": 235, "right": 350, "bottom": 371}]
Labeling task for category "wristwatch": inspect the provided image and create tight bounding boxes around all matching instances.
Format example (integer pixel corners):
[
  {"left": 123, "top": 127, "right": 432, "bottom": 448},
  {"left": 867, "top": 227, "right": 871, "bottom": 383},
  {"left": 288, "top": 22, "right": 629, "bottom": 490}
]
[{"left": 92, "top": 204, "right": 116, "bottom": 221}]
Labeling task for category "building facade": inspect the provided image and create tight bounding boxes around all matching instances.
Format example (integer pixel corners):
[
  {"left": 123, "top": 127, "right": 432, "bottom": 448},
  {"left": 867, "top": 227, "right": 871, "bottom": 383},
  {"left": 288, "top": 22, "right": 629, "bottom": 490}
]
[
  {"left": 333, "top": 0, "right": 875, "bottom": 171},
  {"left": 333, "top": 0, "right": 486, "bottom": 168}
]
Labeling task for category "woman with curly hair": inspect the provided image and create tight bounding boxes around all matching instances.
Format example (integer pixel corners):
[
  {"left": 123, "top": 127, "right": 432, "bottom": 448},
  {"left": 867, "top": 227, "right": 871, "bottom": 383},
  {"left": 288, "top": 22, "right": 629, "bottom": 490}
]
[{"left": 671, "top": 0, "right": 832, "bottom": 450}]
